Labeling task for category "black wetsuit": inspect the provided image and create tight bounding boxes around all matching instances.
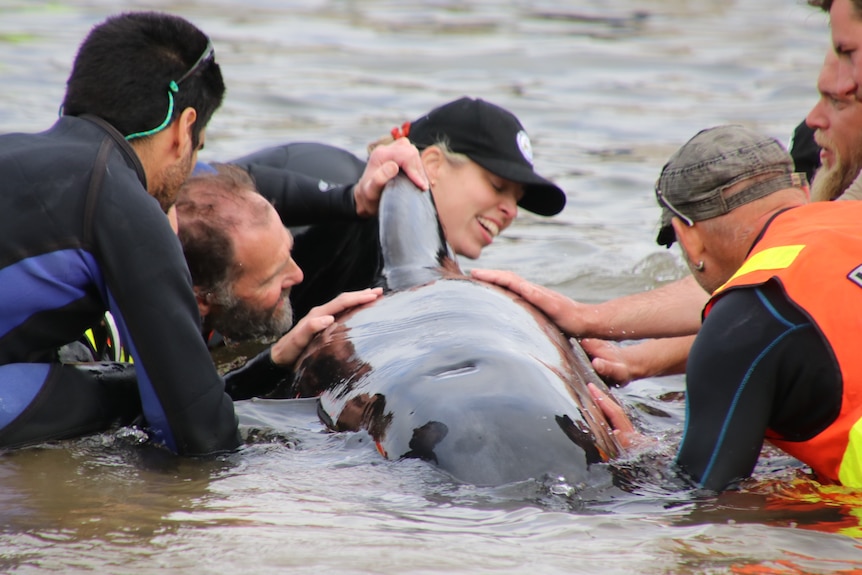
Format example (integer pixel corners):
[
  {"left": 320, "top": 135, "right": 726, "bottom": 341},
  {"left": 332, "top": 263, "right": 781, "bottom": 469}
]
[
  {"left": 678, "top": 281, "right": 840, "bottom": 491},
  {"left": 789, "top": 120, "right": 821, "bottom": 185},
  {"left": 0, "top": 115, "right": 240, "bottom": 454},
  {"left": 221, "top": 143, "right": 383, "bottom": 399}
]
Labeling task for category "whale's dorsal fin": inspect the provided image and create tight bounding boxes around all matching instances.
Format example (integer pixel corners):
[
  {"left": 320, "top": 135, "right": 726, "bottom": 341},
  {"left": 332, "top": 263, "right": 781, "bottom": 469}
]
[{"left": 377, "top": 174, "right": 459, "bottom": 291}]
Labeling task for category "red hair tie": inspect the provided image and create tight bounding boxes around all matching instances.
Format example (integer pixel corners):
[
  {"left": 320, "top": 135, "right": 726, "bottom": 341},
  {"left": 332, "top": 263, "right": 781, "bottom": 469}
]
[{"left": 390, "top": 121, "right": 411, "bottom": 140}]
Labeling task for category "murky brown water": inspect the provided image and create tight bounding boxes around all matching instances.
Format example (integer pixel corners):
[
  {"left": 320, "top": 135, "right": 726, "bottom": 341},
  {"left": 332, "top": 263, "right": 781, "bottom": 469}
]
[{"left": 3, "top": 1, "right": 862, "bottom": 573}]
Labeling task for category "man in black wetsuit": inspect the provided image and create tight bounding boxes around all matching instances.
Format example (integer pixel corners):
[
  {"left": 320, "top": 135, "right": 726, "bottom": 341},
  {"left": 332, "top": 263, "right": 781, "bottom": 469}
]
[
  {"left": 227, "top": 142, "right": 392, "bottom": 322},
  {"left": 175, "top": 163, "right": 386, "bottom": 399},
  {"left": 0, "top": 12, "right": 242, "bottom": 454}
]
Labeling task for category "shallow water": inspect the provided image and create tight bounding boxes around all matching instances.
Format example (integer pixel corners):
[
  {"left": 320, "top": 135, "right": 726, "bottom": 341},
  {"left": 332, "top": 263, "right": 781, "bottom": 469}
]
[{"left": 4, "top": 1, "right": 862, "bottom": 573}]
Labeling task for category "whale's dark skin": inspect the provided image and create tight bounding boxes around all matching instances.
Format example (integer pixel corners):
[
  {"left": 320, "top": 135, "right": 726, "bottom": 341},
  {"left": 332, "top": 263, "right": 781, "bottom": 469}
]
[{"left": 275, "top": 175, "right": 622, "bottom": 486}]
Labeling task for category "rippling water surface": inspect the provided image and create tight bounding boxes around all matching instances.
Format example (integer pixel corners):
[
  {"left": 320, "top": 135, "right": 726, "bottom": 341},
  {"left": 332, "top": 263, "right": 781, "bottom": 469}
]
[{"left": 4, "top": 1, "right": 862, "bottom": 573}]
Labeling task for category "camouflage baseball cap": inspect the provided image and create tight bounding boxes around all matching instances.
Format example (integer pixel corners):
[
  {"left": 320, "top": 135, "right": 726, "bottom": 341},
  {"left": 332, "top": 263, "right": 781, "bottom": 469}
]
[{"left": 655, "top": 125, "right": 806, "bottom": 247}]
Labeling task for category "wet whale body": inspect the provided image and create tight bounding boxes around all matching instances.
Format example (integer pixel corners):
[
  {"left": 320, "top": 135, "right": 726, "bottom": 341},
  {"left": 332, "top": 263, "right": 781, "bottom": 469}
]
[{"left": 281, "top": 175, "right": 621, "bottom": 486}]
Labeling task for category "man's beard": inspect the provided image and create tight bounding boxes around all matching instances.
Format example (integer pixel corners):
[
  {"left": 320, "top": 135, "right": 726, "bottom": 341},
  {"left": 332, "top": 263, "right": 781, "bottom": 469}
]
[
  {"left": 811, "top": 133, "right": 862, "bottom": 202},
  {"left": 152, "top": 150, "right": 194, "bottom": 213},
  {"left": 210, "top": 289, "right": 294, "bottom": 341}
]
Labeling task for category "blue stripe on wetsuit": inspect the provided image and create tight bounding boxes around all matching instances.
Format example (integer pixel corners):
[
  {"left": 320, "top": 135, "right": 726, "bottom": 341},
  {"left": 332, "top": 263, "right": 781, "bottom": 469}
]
[
  {"left": 0, "top": 364, "right": 51, "bottom": 428},
  {"left": 0, "top": 250, "right": 105, "bottom": 337},
  {"left": 193, "top": 161, "right": 216, "bottom": 175},
  {"left": 104, "top": 288, "right": 176, "bottom": 452}
]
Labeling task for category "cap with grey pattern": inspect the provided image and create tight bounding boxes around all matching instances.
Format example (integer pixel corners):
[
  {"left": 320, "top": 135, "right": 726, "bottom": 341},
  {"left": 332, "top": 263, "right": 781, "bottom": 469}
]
[{"left": 655, "top": 125, "right": 806, "bottom": 247}]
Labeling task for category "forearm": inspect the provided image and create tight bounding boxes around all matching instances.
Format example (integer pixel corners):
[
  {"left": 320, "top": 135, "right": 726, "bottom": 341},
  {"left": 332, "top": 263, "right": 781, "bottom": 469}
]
[
  {"left": 579, "top": 276, "right": 707, "bottom": 340},
  {"left": 230, "top": 141, "right": 367, "bottom": 224}
]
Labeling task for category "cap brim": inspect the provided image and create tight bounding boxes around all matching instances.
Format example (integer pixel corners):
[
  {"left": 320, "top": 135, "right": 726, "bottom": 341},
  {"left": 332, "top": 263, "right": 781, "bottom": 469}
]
[{"left": 471, "top": 156, "right": 566, "bottom": 216}]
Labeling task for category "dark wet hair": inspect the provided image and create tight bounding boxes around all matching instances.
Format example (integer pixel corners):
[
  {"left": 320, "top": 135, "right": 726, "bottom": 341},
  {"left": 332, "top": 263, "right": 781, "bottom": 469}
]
[
  {"left": 808, "top": 0, "right": 862, "bottom": 14},
  {"left": 62, "top": 11, "right": 225, "bottom": 148},
  {"left": 176, "top": 164, "right": 270, "bottom": 292}
]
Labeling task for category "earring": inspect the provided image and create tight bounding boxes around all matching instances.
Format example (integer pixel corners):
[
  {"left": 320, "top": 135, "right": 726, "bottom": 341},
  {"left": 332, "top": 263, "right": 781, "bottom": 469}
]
[{"left": 695, "top": 260, "right": 705, "bottom": 272}]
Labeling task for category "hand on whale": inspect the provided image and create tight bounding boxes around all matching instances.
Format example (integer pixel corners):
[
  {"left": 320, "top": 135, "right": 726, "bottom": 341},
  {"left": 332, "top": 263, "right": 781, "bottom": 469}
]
[
  {"left": 588, "top": 383, "right": 650, "bottom": 450},
  {"left": 269, "top": 288, "right": 382, "bottom": 368},
  {"left": 354, "top": 138, "right": 429, "bottom": 217}
]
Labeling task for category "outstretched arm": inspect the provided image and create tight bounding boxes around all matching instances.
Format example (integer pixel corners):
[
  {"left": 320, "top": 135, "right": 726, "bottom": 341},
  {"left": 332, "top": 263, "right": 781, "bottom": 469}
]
[{"left": 471, "top": 269, "right": 707, "bottom": 340}]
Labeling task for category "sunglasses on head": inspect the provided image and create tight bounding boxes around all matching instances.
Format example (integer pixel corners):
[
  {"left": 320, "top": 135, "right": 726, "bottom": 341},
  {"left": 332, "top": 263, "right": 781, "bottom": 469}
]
[
  {"left": 654, "top": 183, "right": 694, "bottom": 227},
  {"left": 125, "top": 39, "right": 215, "bottom": 141},
  {"left": 177, "top": 39, "right": 215, "bottom": 86}
]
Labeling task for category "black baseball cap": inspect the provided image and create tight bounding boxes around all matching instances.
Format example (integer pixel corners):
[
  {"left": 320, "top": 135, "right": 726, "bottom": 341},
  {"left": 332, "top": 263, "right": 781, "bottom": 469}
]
[{"left": 407, "top": 97, "right": 566, "bottom": 216}]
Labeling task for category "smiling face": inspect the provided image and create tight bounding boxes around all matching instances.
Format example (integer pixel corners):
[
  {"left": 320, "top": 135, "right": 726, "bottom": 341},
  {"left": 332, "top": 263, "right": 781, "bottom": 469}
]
[
  {"left": 806, "top": 49, "right": 862, "bottom": 200},
  {"left": 422, "top": 147, "right": 524, "bottom": 260}
]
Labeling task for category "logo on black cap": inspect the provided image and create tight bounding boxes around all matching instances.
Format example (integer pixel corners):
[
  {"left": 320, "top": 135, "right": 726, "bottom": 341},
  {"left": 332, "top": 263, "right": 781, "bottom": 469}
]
[{"left": 516, "top": 130, "right": 533, "bottom": 166}]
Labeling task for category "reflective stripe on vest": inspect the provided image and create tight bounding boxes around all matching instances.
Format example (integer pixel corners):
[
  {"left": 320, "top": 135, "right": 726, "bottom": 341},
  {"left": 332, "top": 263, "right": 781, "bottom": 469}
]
[
  {"left": 715, "top": 245, "right": 805, "bottom": 293},
  {"left": 841, "top": 419, "right": 862, "bottom": 486}
]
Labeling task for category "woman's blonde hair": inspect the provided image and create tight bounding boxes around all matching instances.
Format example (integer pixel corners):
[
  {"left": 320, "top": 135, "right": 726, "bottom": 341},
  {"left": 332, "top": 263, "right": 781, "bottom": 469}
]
[{"left": 367, "top": 135, "right": 471, "bottom": 167}]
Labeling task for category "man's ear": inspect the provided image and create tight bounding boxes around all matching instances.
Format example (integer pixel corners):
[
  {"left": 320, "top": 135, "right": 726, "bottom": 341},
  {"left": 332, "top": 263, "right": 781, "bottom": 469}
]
[
  {"left": 672, "top": 218, "right": 706, "bottom": 264},
  {"left": 172, "top": 107, "right": 198, "bottom": 159}
]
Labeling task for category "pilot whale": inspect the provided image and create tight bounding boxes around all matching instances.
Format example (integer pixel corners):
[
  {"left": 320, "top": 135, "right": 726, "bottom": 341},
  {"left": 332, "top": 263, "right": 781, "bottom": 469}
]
[{"left": 276, "top": 175, "right": 622, "bottom": 486}]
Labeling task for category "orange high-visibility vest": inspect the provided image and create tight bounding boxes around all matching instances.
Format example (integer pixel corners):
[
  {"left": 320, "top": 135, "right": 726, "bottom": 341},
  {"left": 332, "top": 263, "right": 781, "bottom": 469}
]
[{"left": 704, "top": 202, "right": 862, "bottom": 485}]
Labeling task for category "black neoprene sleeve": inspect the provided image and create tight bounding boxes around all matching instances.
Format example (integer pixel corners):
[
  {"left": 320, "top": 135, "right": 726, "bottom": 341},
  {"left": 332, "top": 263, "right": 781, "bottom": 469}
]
[{"left": 223, "top": 349, "right": 293, "bottom": 401}]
